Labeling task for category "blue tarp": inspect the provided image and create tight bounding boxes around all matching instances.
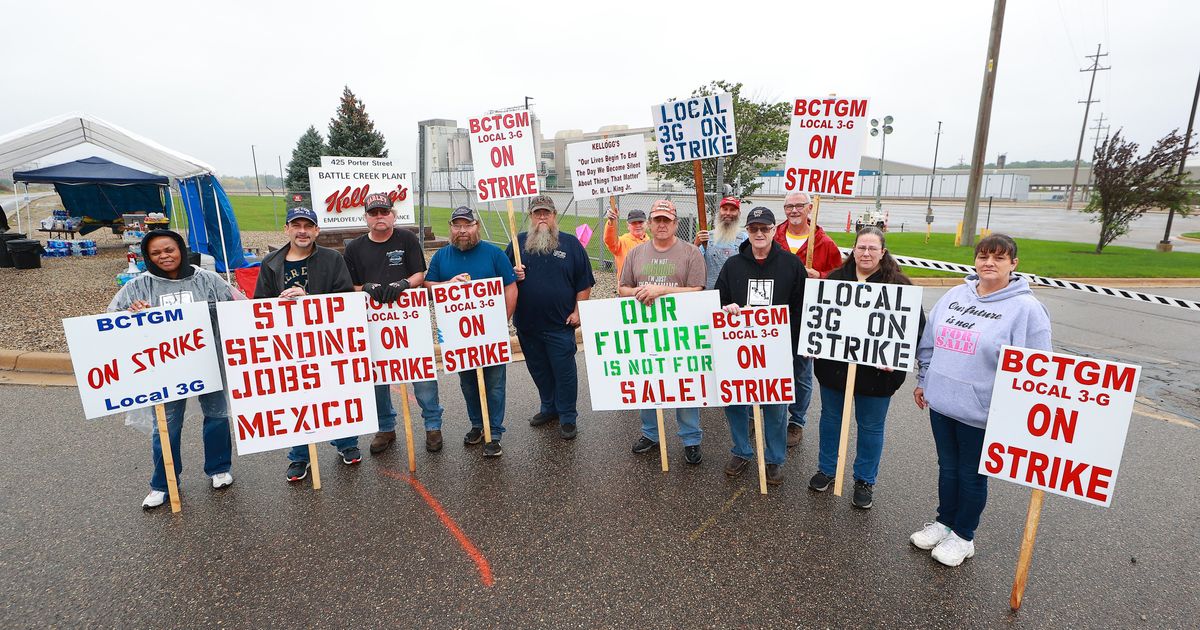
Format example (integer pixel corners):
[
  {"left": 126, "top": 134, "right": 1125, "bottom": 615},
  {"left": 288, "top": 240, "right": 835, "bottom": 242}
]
[
  {"left": 13, "top": 156, "right": 169, "bottom": 185},
  {"left": 179, "top": 175, "right": 246, "bottom": 271},
  {"left": 13, "top": 156, "right": 168, "bottom": 228}
]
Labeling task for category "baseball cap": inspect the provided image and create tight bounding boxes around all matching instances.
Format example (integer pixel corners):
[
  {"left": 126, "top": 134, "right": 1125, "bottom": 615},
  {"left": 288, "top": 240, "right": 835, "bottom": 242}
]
[
  {"left": 364, "top": 192, "right": 394, "bottom": 212},
  {"left": 649, "top": 199, "right": 677, "bottom": 220},
  {"left": 450, "top": 206, "right": 478, "bottom": 223},
  {"left": 745, "top": 206, "right": 776, "bottom": 226},
  {"left": 528, "top": 194, "right": 556, "bottom": 213},
  {"left": 286, "top": 206, "right": 318, "bottom": 225},
  {"left": 719, "top": 196, "right": 741, "bottom": 210},
  {"left": 627, "top": 209, "right": 647, "bottom": 222}
]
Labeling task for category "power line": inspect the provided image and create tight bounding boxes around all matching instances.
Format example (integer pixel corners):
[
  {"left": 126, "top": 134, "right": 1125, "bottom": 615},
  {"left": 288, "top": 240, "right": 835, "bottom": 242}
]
[{"left": 1066, "top": 44, "right": 1110, "bottom": 211}]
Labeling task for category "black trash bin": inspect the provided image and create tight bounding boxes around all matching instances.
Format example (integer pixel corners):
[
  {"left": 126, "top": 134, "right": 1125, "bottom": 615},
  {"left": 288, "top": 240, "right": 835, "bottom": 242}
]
[
  {"left": 0, "top": 232, "right": 28, "bottom": 268},
  {"left": 7, "top": 239, "right": 45, "bottom": 270}
]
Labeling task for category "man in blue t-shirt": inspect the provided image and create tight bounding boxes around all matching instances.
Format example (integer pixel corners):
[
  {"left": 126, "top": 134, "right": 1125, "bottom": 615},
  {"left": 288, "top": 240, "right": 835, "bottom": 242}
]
[
  {"left": 505, "top": 195, "right": 594, "bottom": 440},
  {"left": 425, "top": 206, "right": 518, "bottom": 457}
]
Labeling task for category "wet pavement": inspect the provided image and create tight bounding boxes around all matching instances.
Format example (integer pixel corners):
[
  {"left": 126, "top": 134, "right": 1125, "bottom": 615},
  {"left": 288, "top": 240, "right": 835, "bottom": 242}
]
[{"left": 2, "top": 286, "right": 1197, "bottom": 628}]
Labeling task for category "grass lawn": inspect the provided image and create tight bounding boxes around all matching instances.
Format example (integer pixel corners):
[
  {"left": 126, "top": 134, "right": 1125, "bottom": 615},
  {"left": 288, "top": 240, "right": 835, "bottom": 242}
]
[
  {"left": 1182, "top": 231, "right": 1200, "bottom": 240},
  {"left": 199, "top": 196, "right": 1200, "bottom": 278}
]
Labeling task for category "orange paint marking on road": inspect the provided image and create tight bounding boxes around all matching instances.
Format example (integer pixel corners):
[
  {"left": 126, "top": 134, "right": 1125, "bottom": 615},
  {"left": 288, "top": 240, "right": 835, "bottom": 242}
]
[{"left": 380, "top": 468, "right": 495, "bottom": 587}]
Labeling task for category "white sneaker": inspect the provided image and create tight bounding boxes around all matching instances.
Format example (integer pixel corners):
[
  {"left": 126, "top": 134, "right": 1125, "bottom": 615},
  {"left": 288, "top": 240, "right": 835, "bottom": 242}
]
[
  {"left": 910, "top": 521, "right": 952, "bottom": 550},
  {"left": 211, "top": 472, "right": 234, "bottom": 489},
  {"left": 931, "top": 532, "right": 976, "bottom": 567},
  {"left": 142, "top": 490, "right": 166, "bottom": 510}
]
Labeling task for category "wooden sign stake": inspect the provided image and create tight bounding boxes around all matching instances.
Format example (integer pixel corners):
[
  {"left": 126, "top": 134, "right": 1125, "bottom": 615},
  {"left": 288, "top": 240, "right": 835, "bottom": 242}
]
[
  {"left": 656, "top": 408, "right": 669, "bottom": 472},
  {"left": 806, "top": 195, "right": 822, "bottom": 270},
  {"left": 832, "top": 363, "right": 858, "bottom": 497},
  {"left": 153, "top": 404, "right": 182, "bottom": 513},
  {"left": 1010, "top": 489, "right": 1046, "bottom": 611},
  {"left": 307, "top": 443, "right": 322, "bottom": 490},
  {"left": 692, "top": 160, "right": 708, "bottom": 232},
  {"left": 399, "top": 383, "right": 417, "bottom": 473},
  {"left": 506, "top": 200, "right": 522, "bottom": 268},
  {"left": 753, "top": 404, "right": 767, "bottom": 495},
  {"left": 477, "top": 368, "right": 493, "bottom": 444}
]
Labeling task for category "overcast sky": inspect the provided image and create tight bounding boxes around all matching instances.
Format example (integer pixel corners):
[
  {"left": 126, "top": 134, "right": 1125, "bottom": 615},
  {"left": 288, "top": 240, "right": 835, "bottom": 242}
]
[{"left": 3, "top": 0, "right": 1196, "bottom": 177}]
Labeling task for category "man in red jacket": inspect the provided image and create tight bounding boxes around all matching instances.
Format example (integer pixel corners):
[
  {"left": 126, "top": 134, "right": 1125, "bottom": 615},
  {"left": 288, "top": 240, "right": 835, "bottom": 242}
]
[{"left": 773, "top": 191, "right": 843, "bottom": 446}]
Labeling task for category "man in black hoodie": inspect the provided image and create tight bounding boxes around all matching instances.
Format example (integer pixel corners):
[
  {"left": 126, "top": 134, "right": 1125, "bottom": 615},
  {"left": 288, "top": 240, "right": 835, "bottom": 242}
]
[{"left": 714, "top": 207, "right": 806, "bottom": 485}]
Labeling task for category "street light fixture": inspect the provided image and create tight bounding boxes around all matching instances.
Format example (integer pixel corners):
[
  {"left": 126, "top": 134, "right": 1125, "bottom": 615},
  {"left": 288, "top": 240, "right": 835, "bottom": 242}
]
[{"left": 870, "top": 116, "right": 894, "bottom": 211}]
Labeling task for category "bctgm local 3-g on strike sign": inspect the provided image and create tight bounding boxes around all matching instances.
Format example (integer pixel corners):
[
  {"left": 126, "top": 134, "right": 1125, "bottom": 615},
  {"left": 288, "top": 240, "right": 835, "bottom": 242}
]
[
  {"left": 467, "top": 109, "right": 539, "bottom": 202},
  {"left": 980, "top": 347, "right": 1141, "bottom": 507},
  {"left": 364, "top": 291, "right": 437, "bottom": 384},
  {"left": 581, "top": 292, "right": 720, "bottom": 410},
  {"left": 63, "top": 303, "right": 224, "bottom": 419},
  {"left": 783, "top": 97, "right": 869, "bottom": 197},
  {"left": 710, "top": 305, "right": 796, "bottom": 405},
  {"left": 798, "top": 279, "right": 923, "bottom": 370},
  {"left": 216, "top": 295, "right": 378, "bottom": 455},
  {"left": 651, "top": 93, "right": 737, "bottom": 164},
  {"left": 431, "top": 278, "right": 512, "bottom": 373}
]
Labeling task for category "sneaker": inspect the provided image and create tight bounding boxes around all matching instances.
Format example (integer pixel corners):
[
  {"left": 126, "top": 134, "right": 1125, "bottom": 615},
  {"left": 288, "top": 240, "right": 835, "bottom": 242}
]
[
  {"left": 464, "top": 427, "right": 484, "bottom": 446},
  {"left": 286, "top": 461, "right": 310, "bottom": 482},
  {"left": 765, "top": 463, "right": 784, "bottom": 485},
  {"left": 932, "top": 532, "right": 976, "bottom": 567},
  {"left": 529, "top": 411, "right": 559, "bottom": 427},
  {"left": 684, "top": 444, "right": 703, "bottom": 465},
  {"left": 482, "top": 440, "right": 503, "bottom": 457},
  {"left": 852, "top": 480, "right": 874, "bottom": 509},
  {"left": 370, "top": 431, "right": 396, "bottom": 454},
  {"left": 211, "top": 472, "right": 234, "bottom": 489},
  {"left": 142, "top": 490, "right": 166, "bottom": 510},
  {"left": 910, "top": 521, "right": 952, "bottom": 550},
  {"left": 631, "top": 436, "right": 658, "bottom": 454},
  {"left": 808, "top": 471, "right": 834, "bottom": 492},
  {"left": 425, "top": 429, "right": 443, "bottom": 452},
  {"left": 787, "top": 424, "right": 803, "bottom": 448},
  {"left": 724, "top": 455, "right": 751, "bottom": 477},
  {"left": 559, "top": 423, "right": 578, "bottom": 440},
  {"left": 340, "top": 447, "right": 363, "bottom": 465}
]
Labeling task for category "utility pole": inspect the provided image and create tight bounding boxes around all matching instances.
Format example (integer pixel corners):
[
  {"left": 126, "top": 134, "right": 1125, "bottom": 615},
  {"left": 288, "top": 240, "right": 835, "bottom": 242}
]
[
  {"left": 1083, "top": 113, "right": 1109, "bottom": 201},
  {"left": 927, "top": 121, "right": 943, "bottom": 215},
  {"left": 251, "top": 145, "right": 262, "bottom": 196},
  {"left": 961, "top": 0, "right": 1006, "bottom": 248},
  {"left": 1161, "top": 67, "right": 1200, "bottom": 251},
  {"left": 1066, "top": 44, "right": 1110, "bottom": 211}
]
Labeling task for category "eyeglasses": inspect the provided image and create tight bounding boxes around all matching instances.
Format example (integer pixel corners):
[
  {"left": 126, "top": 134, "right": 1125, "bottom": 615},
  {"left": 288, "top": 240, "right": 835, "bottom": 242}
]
[
  {"left": 449, "top": 223, "right": 476, "bottom": 232},
  {"left": 746, "top": 225, "right": 773, "bottom": 234},
  {"left": 854, "top": 246, "right": 882, "bottom": 253},
  {"left": 783, "top": 203, "right": 812, "bottom": 210}
]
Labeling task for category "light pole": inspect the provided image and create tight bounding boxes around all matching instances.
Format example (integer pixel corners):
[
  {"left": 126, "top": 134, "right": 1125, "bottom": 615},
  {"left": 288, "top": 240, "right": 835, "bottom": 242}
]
[
  {"left": 251, "top": 145, "right": 262, "bottom": 196},
  {"left": 927, "top": 121, "right": 943, "bottom": 216},
  {"left": 870, "top": 115, "right": 894, "bottom": 211}
]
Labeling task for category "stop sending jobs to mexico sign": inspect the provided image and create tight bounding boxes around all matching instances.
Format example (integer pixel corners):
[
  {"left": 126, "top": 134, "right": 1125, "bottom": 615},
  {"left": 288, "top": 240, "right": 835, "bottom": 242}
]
[
  {"left": 467, "top": 110, "right": 539, "bottom": 202},
  {"left": 651, "top": 93, "right": 737, "bottom": 164},
  {"left": 783, "top": 97, "right": 870, "bottom": 197}
]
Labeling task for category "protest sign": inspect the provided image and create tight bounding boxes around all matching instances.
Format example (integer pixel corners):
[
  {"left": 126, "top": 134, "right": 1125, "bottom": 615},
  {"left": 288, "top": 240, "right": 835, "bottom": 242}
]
[
  {"left": 783, "top": 97, "right": 870, "bottom": 197},
  {"left": 364, "top": 290, "right": 437, "bottom": 384},
  {"left": 466, "top": 109, "right": 539, "bottom": 203},
  {"left": 320, "top": 156, "right": 396, "bottom": 168},
  {"left": 307, "top": 166, "right": 416, "bottom": 227},
  {"left": 981, "top": 346, "right": 1140, "bottom": 507},
  {"left": 431, "top": 278, "right": 511, "bottom": 373},
  {"left": 710, "top": 305, "right": 795, "bottom": 406},
  {"left": 797, "top": 279, "right": 923, "bottom": 371},
  {"left": 651, "top": 94, "right": 737, "bottom": 165},
  {"left": 216, "top": 294, "right": 378, "bottom": 456},
  {"left": 565, "top": 134, "right": 648, "bottom": 201},
  {"left": 63, "top": 302, "right": 224, "bottom": 420}
]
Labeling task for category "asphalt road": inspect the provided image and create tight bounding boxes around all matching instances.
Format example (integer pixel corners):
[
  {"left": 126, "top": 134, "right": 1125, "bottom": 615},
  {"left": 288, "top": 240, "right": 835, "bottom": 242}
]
[{"left": 1, "top": 286, "right": 1197, "bottom": 628}]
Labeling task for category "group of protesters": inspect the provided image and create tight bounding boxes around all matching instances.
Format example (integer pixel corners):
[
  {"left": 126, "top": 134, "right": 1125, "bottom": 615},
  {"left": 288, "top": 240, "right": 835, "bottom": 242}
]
[{"left": 110, "top": 190, "right": 1051, "bottom": 568}]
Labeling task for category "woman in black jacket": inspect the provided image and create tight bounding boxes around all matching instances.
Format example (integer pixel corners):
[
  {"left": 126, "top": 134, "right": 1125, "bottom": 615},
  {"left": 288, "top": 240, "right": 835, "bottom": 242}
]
[{"left": 808, "top": 227, "right": 923, "bottom": 509}]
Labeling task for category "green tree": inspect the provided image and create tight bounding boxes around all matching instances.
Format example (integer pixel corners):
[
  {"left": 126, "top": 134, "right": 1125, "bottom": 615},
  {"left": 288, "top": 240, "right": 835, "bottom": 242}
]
[
  {"left": 1084, "top": 129, "right": 1196, "bottom": 253},
  {"left": 285, "top": 125, "right": 327, "bottom": 192},
  {"left": 648, "top": 80, "right": 789, "bottom": 198},
  {"left": 327, "top": 85, "right": 387, "bottom": 158}
]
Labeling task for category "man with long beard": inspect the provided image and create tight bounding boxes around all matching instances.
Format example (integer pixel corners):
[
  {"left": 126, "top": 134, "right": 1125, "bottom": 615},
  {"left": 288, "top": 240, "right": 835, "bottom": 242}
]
[
  {"left": 695, "top": 196, "right": 747, "bottom": 290},
  {"left": 506, "top": 195, "right": 595, "bottom": 440}
]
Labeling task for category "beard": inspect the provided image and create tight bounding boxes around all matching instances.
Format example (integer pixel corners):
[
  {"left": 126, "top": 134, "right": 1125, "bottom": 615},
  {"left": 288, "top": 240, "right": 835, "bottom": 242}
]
[
  {"left": 524, "top": 223, "right": 559, "bottom": 255},
  {"left": 453, "top": 231, "right": 481, "bottom": 251},
  {"left": 712, "top": 219, "right": 741, "bottom": 245}
]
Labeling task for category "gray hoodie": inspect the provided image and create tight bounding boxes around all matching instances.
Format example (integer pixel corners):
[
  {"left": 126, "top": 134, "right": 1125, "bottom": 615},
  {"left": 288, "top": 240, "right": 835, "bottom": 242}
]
[
  {"left": 107, "top": 230, "right": 234, "bottom": 314},
  {"left": 916, "top": 274, "right": 1052, "bottom": 428}
]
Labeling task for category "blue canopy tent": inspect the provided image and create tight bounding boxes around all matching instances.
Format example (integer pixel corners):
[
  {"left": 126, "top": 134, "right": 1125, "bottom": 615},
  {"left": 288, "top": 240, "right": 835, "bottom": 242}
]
[
  {"left": 177, "top": 174, "right": 246, "bottom": 271},
  {"left": 13, "top": 156, "right": 170, "bottom": 232}
]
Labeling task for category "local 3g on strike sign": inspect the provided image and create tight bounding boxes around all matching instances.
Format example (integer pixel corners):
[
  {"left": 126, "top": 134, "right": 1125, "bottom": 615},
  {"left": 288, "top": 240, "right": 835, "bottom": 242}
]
[
  {"left": 783, "top": 97, "right": 870, "bottom": 197},
  {"left": 431, "top": 278, "right": 511, "bottom": 373},
  {"left": 467, "top": 109, "right": 539, "bottom": 202}
]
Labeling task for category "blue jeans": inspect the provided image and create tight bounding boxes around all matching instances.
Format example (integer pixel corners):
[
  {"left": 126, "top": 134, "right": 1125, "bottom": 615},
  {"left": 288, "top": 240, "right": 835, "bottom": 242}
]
[
  {"left": 930, "top": 408, "right": 989, "bottom": 541},
  {"left": 458, "top": 364, "right": 506, "bottom": 439},
  {"left": 516, "top": 327, "right": 579, "bottom": 424},
  {"left": 816, "top": 385, "right": 892, "bottom": 485},
  {"left": 375, "top": 381, "right": 444, "bottom": 432},
  {"left": 287, "top": 430, "right": 359, "bottom": 463},
  {"left": 725, "top": 404, "right": 787, "bottom": 465},
  {"left": 788, "top": 356, "right": 813, "bottom": 427},
  {"left": 150, "top": 391, "right": 232, "bottom": 492},
  {"left": 640, "top": 408, "right": 702, "bottom": 446}
]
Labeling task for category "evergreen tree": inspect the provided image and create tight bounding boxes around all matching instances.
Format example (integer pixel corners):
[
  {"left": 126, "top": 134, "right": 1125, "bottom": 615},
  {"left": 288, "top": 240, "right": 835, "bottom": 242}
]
[
  {"left": 326, "top": 86, "right": 388, "bottom": 158},
  {"left": 285, "top": 125, "right": 327, "bottom": 192}
]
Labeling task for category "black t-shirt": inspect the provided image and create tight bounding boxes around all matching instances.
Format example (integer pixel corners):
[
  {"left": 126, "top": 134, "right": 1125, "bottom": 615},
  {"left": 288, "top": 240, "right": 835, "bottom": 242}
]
[
  {"left": 343, "top": 229, "right": 427, "bottom": 286},
  {"left": 283, "top": 258, "right": 308, "bottom": 290}
]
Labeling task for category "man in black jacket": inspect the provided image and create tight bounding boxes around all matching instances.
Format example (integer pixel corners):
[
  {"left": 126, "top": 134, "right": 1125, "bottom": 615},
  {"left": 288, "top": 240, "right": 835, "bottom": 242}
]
[
  {"left": 714, "top": 207, "right": 806, "bottom": 485},
  {"left": 254, "top": 206, "right": 361, "bottom": 482}
]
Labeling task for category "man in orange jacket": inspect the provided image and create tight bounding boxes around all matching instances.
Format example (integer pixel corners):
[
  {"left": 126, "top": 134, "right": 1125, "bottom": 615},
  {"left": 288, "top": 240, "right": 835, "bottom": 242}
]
[{"left": 603, "top": 207, "right": 648, "bottom": 282}]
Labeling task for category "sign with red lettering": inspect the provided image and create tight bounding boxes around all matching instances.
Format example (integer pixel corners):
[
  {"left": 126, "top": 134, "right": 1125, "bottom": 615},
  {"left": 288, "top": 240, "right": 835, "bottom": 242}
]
[
  {"left": 710, "top": 306, "right": 795, "bottom": 405},
  {"left": 306, "top": 166, "right": 415, "bottom": 228},
  {"left": 580, "top": 292, "right": 720, "bottom": 410},
  {"left": 431, "top": 278, "right": 511, "bottom": 373},
  {"left": 63, "top": 303, "right": 224, "bottom": 420},
  {"left": 980, "top": 347, "right": 1141, "bottom": 507},
  {"left": 364, "top": 291, "right": 436, "bottom": 384},
  {"left": 467, "top": 109, "right": 539, "bottom": 202},
  {"left": 565, "top": 134, "right": 648, "bottom": 201},
  {"left": 651, "top": 93, "right": 737, "bottom": 165},
  {"left": 798, "top": 279, "right": 923, "bottom": 371},
  {"left": 216, "top": 295, "right": 378, "bottom": 455},
  {"left": 783, "top": 97, "right": 870, "bottom": 197}
]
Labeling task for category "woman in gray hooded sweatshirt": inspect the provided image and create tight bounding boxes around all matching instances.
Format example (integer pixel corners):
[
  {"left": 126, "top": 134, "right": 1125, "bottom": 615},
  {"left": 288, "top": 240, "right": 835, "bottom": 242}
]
[{"left": 909, "top": 233, "right": 1052, "bottom": 567}]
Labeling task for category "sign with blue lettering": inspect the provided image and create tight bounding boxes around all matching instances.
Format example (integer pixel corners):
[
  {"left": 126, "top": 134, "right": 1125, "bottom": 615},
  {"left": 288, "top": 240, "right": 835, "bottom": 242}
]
[
  {"left": 651, "top": 93, "right": 738, "bottom": 165},
  {"left": 63, "top": 302, "right": 224, "bottom": 419}
]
